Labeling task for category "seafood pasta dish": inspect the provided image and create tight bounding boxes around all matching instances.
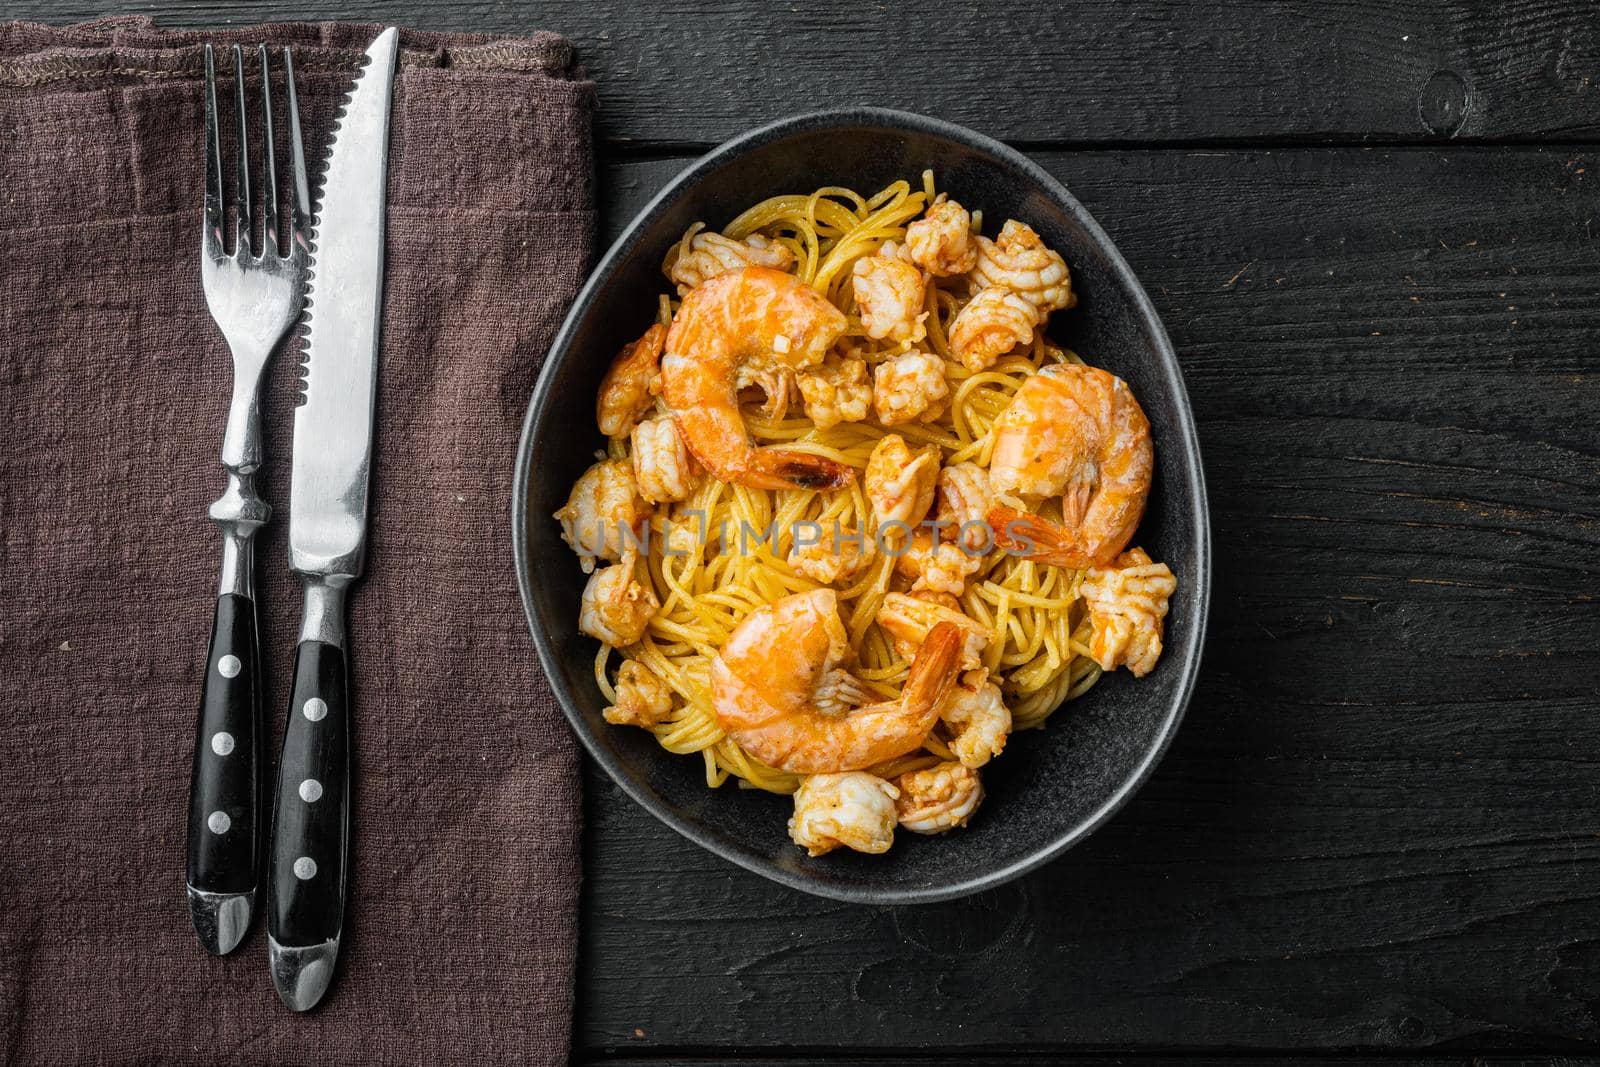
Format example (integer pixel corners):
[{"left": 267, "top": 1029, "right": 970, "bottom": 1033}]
[{"left": 554, "top": 173, "right": 1177, "bottom": 858}]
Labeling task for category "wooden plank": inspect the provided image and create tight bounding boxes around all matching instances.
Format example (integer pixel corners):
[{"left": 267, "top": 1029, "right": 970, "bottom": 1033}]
[
  {"left": 576, "top": 1062, "right": 1587, "bottom": 1067},
  {"left": 10, "top": 0, "right": 1600, "bottom": 146},
  {"left": 576, "top": 145, "right": 1600, "bottom": 1054}
]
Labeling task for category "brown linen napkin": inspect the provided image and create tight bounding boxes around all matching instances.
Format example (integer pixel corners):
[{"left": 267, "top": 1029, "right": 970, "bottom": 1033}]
[{"left": 0, "top": 17, "right": 593, "bottom": 1065}]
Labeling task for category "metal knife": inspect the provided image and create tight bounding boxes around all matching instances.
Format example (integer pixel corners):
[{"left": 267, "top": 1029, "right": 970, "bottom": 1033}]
[{"left": 266, "top": 26, "right": 399, "bottom": 1013}]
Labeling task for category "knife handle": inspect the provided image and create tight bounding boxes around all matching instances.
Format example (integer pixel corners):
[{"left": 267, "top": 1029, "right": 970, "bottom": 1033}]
[{"left": 268, "top": 577, "right": 350, "bottom": 1011}]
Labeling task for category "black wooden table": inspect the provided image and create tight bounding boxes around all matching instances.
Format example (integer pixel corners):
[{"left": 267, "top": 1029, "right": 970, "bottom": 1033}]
[{"left": 25, "top": 1, "right": 1600, "bottom": 1061}]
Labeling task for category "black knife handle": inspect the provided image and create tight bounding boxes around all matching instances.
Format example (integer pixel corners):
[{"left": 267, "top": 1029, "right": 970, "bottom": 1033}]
[
  {"left": 269, "top": 636, "right": 350, "bottom": 948},
  {"left": 187, "top": 593, "right": 262, "bottom": 897}
]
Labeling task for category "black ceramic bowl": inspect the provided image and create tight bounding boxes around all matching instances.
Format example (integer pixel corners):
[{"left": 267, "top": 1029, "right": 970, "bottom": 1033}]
[{"left": 513, "top": 109, "right": 1209, "bottom": 904}]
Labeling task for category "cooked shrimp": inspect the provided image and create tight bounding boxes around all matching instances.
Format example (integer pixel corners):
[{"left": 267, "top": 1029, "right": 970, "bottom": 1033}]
[
  {"left": 940, "top": 672, "right": 1010, "bottom": 768},
  {"left": 789, "top": 772, "right": 899, "bottom": 856},
  {"left": 865, "top": 434, "right": 939, "bottom": 543},
  {"left": 970, "top": 220, "right": 1073, "bottom": 313},
  {"left": 555, "top": 458, "right": 648, "bottom": 573},
  {"left": 895, "top": 761, "right": 983, "bottom": 834},
  {"left": 987, "top": 363, "right": 1153, "bottom": 568},
  {"left": 787, "top": 524, "right": 871, "bottom": 585},
  {"left": 658, "top": 504, "right": 711, "bottom": 563},
  {"left": 580, "top": 558, "right": 659, "bottom": 646},
  {"left": 604, "top": 659, "right": 675, "bottom": 727},
  {"left": 669, "top": 228, "right": 796, "bottom": 296},
  {"left": 710, "top": 588, "right": 962, "bottom": 774},
  {"left": 937, "top": 462, "right": 994, "bottom": 552},
  {"left": 894, "top": 529, "right": 983, "bottom": 596},
  {"left": 876, "top": 591, "right": 989, "bottom": 672},
  {"left": 948, "top": 285, "right": 1041, "bottom": 372},
  {"left": 797, "top": 355, "right": 872, "bottom": 429},
  {"left": 1079, "top": 547, "right": 1177, "bottom": 677},
  {"left": 872, "top": 350, "right": 949, "bottom": 426},
  {"left": 661, "top": 267, "right": 855, "bottom": 491},
  {"left": 852, "top": 243, "right": 927, "bottom": 345},
  {"left": 630, "top": 415, "right": 694, "bottom": 504},
  {"left": 596, "top": 323, "right": 666, "bottom": 438},
  {"left": 905, "top": 196, "right": 978, "bottom": 277}
]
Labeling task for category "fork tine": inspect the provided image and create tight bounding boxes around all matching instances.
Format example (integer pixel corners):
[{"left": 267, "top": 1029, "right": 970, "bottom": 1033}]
[
  {"left": 231, "top": 44, "right": 252, "bottom": 257},
  {"left": 282, "top": 47, "right": 311, "bottom": 253},
  {"left": 202, "top": 44, "right": 225, "bottom": 256},
  {"left": 258, "top": 45, "right": 280, "bottom": 257}
]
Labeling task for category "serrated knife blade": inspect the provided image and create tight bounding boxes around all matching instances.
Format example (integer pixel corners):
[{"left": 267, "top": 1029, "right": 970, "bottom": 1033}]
[
  {"left": 289, "top": 26, "right": 398, "bottom": 579},
  {"left": 267, "top": 26, "right": 398, "bottom": 1014}
]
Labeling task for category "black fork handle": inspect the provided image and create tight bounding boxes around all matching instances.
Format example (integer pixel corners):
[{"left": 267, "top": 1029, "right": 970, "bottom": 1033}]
[
  {"left": 186, "top": 522, "right": 266, "bottom": 956},
  {"left": 187, "top": 593, "right": 262, "bottom": 887}
]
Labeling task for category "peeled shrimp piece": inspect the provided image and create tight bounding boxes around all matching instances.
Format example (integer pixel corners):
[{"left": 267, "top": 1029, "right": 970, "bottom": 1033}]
[
  {"left": 604, "top": 659, "right": 674, "bottom": 728},
  {"left": 596, "top": 323, "right": 666, "bottom": 438},
  {"left": 796, "top": 356, "right": 872, "bottom": 429},
  {"left": 657, "top": 505, "right": 712, "bottom": 563},
  {"left": 948, "top": 286, "right": 1041, "bottom": 372},
  {"left": 787, "top": 524, "right": 871, "bottom": 585},
  {"left": 788, "top": 772, "right": 900, "bottom": 856},
  {"left": 872, "top": 350, "right": 949, "bottom": 426},
  {"left": 905, "top": 196, "right": 978, "bottom": 277},
  {"left": 579, "top": 559, "right": 659, "bottom": 647},
  {"left": 940, "top": 671, "right": 1010, "bottom": 768},
  {"left": 711, "top": 588, "right": 963, "bottom": 774},
  {"left": 970, "top": 219, "right": 1074, "bottom": 314},
  {"left": 937, "top": 462, "right": 994, "bottom": 553},
  {"left": 662, "top": 267, "right": 854, "bottom": 491},
  {"left": 893, "top": 529, "right": 983, "bottom": 596},
  {"left": 890, "top": 461, "right": 995, "bottom": 594},
  {"left": 895, "top": 761, "right": 983, "bottom": 834},
  {"left": 987, "top": 363, "right": 1153, "bottom": 568},
  {"left": 876, "top": 591, "right": 990, "bottom": 672},
  {"left": 630, "top": 415, "right": 694, "bottom": 504},
  {"left": 1079, "top": 547, "right": 1177, "bottom": 678},
  {"left": 669, "top": 229, "right": 796, "bottom": 296},
  {"left": 865, "top": 434, "right": 939, "bottom": 545},
  {"left": 555, "top": 458, "right": 648, "bottom": 573},
  {"left": 851, "top": 242, "right": 927, "bottom": 345}
]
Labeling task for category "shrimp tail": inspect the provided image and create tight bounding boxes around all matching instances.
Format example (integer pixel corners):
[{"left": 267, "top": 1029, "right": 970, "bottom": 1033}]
[
  {"left": 987, "top": 505, "right": 1095, "bottom": 569},
  {"left": 741, "top": 448, "right": 856, "bottom": 491},
  {"left": 902, "top": 622, "right": 963, "bottom": 722}
]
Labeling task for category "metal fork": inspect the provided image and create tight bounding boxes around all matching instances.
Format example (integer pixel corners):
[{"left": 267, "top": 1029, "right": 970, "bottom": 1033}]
[{"left": 187, "top": 42, "right": 310, "bottom": 956}]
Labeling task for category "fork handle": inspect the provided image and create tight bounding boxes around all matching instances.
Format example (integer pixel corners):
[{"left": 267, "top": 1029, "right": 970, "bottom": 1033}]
[
  {"left": 268, "top": 576, "right": 350, "bottom": 1011},
  {"left": 187, "top": 488, "right": 266, "bottom": 956},
  {"left": 186, "top": 592, "right": 262, "bottom": 890}
]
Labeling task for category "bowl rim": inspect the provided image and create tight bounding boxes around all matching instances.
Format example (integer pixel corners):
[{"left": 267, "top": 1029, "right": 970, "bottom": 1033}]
[{"left": 512, "top": 106, "right": 1212, "bottom": 904}]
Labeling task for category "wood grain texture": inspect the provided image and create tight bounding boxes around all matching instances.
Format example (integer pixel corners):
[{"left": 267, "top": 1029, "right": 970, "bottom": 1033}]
[
  {"left": 14, "top": 0, "right": 1597, "bottom": 1053},
  {"left": 575, "top": 1060, "right": 1600, "bottom": 1067},
  {"left": 576, "top": 146, "right": 1600, "bottom": 1056},
  {"left": 10, "top": 0, "right": 1600, "bottom": 146}
]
